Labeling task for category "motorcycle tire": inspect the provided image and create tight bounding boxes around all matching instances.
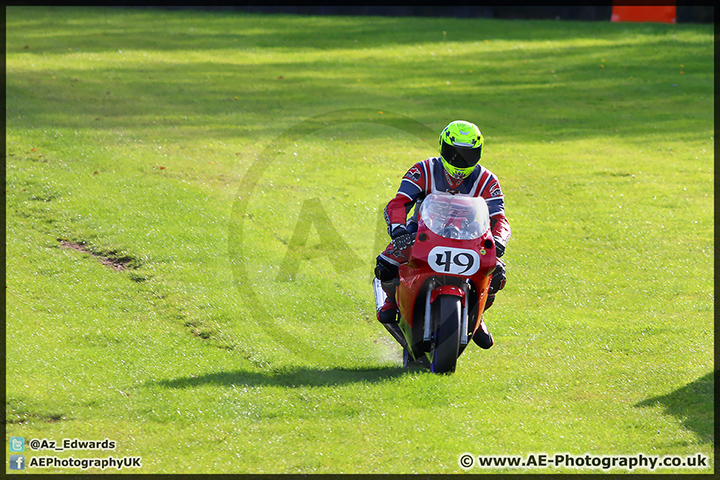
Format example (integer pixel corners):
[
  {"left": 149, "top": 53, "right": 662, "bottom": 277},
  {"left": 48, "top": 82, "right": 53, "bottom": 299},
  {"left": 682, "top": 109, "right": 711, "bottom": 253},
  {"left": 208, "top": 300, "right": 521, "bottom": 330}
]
[{"left": 430, "top": 295, "right": 461, "bottom": 374}]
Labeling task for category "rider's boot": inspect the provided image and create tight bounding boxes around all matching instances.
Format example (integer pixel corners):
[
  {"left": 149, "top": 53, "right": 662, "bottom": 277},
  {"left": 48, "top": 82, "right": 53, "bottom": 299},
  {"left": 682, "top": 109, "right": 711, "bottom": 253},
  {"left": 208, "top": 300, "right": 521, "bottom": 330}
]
[
  {"left": 473, "top": 315, "right": 494, "bottom": 349},
  {"left": 474, "top": 284, "right": 498, "bottom": 348},
  {"left": 376, "top": 280, "right": 399, "bottom": 324}
]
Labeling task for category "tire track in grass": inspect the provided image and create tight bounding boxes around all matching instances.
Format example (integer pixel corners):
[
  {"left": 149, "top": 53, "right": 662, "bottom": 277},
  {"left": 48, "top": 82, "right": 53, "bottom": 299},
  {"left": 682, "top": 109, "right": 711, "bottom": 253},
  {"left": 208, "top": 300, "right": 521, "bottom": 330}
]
[
  {"left": 56, "top": 237, "right": 241, "bottom": 352},
  {"left": 58, "top": 239, "right": 139, "bottom": 271}
]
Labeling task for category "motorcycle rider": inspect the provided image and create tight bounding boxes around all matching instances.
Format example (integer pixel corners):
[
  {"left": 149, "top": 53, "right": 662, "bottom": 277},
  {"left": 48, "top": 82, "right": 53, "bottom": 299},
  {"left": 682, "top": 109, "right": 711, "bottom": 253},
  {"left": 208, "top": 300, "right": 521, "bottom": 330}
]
[{"left": 374, "top": 120, "right": 511, "bottom": 349}]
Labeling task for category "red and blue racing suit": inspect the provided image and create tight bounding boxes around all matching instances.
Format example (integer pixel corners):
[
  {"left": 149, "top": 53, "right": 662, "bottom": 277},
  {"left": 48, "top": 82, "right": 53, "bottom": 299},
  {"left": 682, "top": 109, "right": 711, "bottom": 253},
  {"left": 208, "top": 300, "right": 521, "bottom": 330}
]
[{"left": 378, "top": 156, "right": 511, "bottom": 270}]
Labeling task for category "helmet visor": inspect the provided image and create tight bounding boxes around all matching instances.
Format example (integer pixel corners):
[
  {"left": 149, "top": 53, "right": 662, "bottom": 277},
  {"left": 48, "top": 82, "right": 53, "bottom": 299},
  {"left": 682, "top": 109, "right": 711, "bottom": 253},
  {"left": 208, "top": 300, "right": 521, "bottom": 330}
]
[{"left": 441, "top": 142, "right": 482, "bottom": 169}]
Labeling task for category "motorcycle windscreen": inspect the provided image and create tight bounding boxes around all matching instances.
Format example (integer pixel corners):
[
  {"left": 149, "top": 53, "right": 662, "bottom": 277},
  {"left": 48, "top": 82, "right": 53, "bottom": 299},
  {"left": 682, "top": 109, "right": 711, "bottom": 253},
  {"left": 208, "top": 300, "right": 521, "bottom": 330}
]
[{"left": 419, "top": 193, "right": 490, "bottom": 240}]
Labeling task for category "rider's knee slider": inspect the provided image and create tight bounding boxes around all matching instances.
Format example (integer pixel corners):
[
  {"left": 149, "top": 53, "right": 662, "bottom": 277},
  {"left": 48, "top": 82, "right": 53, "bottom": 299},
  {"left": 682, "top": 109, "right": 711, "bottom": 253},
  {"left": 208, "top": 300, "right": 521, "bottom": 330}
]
[{"left": 374, "top": 258, "right": 398, "bottom": 281}]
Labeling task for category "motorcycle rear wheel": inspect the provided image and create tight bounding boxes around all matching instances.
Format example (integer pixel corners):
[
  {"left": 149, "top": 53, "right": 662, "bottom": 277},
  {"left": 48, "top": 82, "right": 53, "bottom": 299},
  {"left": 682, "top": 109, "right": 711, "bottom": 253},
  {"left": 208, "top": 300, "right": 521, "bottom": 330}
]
[{"left": 430, "top": 295, "right": 461, "bottom": 373}]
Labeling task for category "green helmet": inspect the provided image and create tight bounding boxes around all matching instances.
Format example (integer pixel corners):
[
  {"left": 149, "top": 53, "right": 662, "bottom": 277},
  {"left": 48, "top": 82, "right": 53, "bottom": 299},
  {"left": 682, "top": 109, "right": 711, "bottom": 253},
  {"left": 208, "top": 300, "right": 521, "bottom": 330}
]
[{"left": 439, "top": 120, "right": 484, "bottom": 180}]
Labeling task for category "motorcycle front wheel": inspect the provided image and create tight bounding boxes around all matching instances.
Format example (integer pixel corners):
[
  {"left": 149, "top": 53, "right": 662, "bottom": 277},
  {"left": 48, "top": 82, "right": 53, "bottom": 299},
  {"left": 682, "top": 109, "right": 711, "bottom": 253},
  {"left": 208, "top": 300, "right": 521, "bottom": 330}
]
[{"left": 430, "top": 295, "right": 461, "bottom": 373}]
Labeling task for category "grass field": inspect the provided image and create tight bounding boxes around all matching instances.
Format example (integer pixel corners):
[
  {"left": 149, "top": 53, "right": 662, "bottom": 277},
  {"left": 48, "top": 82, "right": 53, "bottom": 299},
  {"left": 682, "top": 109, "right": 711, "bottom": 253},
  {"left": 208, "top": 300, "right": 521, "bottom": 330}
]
[{"left": 5, "top": 6, "right": 714, "bottom": 474}]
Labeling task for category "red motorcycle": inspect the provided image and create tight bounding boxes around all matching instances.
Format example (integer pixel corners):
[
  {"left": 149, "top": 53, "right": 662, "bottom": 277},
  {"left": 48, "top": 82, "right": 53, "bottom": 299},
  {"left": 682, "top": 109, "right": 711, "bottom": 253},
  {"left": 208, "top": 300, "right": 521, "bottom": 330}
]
[{"left": 373, "top": 192, "right": 498, "bottom": 373}]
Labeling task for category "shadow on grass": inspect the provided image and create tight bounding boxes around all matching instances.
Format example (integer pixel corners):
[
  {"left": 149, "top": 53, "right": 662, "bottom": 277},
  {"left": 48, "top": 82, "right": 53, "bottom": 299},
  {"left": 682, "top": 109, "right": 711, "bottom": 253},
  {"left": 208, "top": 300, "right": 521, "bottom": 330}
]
[
  {"left": 635, "top": 370, "right": 715, "bottom": 445},
  {"left": 155, "top": 365, "right": 414, "bottom": 389}
]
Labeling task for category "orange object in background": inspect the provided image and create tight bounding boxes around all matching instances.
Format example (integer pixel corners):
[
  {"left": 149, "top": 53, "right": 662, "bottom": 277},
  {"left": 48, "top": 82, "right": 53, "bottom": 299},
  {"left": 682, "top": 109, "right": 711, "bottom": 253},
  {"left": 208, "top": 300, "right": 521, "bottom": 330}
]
[{"left": 611, "top": 5, "right": 677, "bottom": 24}]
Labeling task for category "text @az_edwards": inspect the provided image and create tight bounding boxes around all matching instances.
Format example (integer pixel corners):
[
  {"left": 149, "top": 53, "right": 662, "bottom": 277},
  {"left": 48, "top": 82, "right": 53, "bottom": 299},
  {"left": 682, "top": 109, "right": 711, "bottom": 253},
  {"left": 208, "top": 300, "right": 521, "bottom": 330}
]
[{"left": 27, "top": 438, "right": 116, "bottom": 452}]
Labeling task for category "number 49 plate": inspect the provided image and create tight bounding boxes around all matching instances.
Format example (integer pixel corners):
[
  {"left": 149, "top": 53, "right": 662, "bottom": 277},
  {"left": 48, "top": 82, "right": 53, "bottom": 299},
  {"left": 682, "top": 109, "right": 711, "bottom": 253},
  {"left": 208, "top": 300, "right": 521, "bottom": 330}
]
[{"left": 428, "top": 246, "right": 481, "bottom": 276}]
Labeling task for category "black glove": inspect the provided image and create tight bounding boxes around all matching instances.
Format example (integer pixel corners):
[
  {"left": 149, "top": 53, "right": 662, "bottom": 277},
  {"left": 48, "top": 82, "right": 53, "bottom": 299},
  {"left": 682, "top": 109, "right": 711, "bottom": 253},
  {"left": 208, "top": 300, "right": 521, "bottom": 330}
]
[
  {"left": 391, "top": 225, "right": 415, "bottom": 250},
  {"left": 493, "top": 237, "right": 506, "bottom": 258}
]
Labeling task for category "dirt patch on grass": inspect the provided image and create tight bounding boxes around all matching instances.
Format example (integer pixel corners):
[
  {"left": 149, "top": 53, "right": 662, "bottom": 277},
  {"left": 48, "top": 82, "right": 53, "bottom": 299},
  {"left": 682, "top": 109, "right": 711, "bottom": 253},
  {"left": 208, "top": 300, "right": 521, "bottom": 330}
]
[
  {"left": 58, "top": 240, "right": 138, "bottom": 271},
  {"left": 5, "top": 412, "right": 66, "bottom": 425}
]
